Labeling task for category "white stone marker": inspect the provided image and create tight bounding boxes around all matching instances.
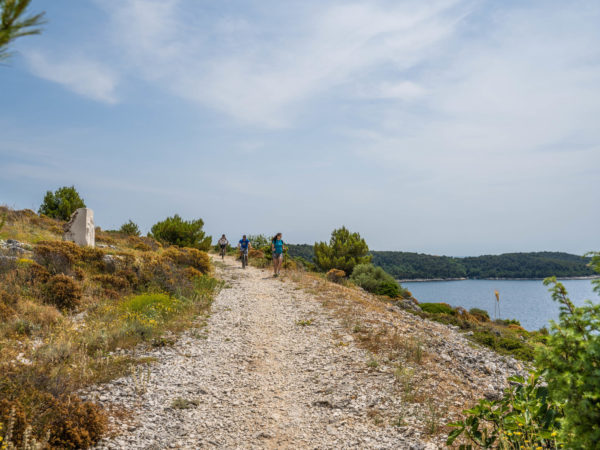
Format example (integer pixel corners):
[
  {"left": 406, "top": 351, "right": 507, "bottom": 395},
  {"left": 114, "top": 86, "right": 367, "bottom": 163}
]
[{"left": 63, "top": 208, "right": 95, "bottom": 247}]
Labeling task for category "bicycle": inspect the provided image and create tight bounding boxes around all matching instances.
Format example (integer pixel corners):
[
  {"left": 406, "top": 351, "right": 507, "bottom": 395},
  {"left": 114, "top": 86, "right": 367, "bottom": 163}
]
[
  {"left": 240, "top": 250, "right": 248, "bottom": 269},
  {"left": 219, "top": 245, "right": 227, "bottom": 260}
]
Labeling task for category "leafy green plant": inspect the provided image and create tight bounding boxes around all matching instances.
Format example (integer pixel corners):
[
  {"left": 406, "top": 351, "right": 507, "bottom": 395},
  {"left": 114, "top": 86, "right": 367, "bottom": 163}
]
[
  {"left": 119, "top": 220, "right": 140, "bottom": 236},
  {"left": 149, "top": 214, "right": 211, "bottom": 250},
  {"left": 38, "top": 186, "right": 86, "bottom": 221},
  {"left": 314, "top": 226, "right": 371, "bottom": 274},
  {"left": 447, "top": 372, "right": 562, "bottom": 448},
  {"left": 448, "top": 253, "right": 600, "bottom": 449},
  {"left": 536, "top": 272, "right": 600, "bottom": 449},
  {"left": 350, "top": 263, "right": 403, "bottom": 298}
]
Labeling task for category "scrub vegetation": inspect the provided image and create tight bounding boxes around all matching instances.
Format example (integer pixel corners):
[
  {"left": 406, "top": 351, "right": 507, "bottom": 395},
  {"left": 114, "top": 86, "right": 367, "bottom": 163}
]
[
  {"left": 447, "top": 254, "right": 600, "bottom": 449},
  {"left": 0, "top": 206, "right": 221, "bottom": 448}
]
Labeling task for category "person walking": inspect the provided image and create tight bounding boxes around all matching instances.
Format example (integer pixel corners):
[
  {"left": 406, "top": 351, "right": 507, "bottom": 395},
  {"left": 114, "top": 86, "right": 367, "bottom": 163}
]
[
  {"left": 218, "top": 234, "right": 229, "bottom": 260},
  {"left": 271, "top": 232, "right": 287, "bottom": 277},
  {"left": 238, "top": 235, "right": 251, "bottom": 269}
]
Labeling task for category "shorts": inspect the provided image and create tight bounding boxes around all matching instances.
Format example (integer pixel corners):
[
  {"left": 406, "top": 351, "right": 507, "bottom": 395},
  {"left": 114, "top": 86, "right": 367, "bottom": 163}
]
[{"left": 273, "top": 253, "right": 283, "bottom": 260}]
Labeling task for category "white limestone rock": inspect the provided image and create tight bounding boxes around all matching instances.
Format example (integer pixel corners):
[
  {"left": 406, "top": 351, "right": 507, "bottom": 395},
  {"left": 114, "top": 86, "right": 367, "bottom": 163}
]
[{"left": 63, "top": 208, "right": 95, "bottom": 247}]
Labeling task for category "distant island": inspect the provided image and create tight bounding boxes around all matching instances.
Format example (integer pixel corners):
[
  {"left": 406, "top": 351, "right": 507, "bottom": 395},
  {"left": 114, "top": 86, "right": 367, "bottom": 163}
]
[{"left": 287, "top": 245, "right": 595, "bottom": 280}]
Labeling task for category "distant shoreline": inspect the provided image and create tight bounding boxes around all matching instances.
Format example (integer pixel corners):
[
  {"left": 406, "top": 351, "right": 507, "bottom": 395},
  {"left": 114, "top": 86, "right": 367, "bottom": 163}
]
[{"left": 400, "top": 275, "right": 600, "bottom": 283}]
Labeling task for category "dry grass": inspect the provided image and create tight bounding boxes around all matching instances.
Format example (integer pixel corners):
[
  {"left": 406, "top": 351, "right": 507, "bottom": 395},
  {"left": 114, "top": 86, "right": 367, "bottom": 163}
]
[
  {"left": 285, "top": 268, "right": 492, "bottom": 441},
  {"left": 0, "top": 207, "right": 221, "bottom": 447}
]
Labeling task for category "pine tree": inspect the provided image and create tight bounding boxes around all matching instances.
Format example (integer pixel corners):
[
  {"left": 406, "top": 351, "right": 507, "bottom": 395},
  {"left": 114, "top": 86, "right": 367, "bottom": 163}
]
[
  {"left": 0, "top": 0, "right": 45, "bottom": 61},
  {"left": 38, "top": 186, "right": 86, "bottom": 221},
  {"left": 313, "top": 226, "right": 372, "bottom": 275}
]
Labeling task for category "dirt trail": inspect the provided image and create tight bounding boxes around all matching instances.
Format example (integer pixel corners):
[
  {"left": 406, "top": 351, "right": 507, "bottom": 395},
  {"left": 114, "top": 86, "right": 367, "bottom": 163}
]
[{"left": 92, "top": 256, "right": 435, "bottom": 449}]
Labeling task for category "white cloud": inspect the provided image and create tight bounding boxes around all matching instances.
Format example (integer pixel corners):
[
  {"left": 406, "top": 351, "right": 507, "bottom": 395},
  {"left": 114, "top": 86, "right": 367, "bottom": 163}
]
[
  {"left": 26, "top": 51, "right": 119, "bottom": 104},
  {"left": 95, "top": 0, "right": 468, "bottom": 126}
]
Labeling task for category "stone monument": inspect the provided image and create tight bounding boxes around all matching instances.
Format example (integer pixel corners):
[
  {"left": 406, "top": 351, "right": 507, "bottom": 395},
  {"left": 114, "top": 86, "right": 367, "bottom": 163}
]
[{"left": 63, "top": 208, "right": 95, "bottom": 247}]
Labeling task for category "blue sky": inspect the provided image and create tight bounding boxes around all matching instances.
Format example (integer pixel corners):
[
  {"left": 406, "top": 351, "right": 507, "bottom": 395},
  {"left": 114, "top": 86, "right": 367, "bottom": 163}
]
[{"left": 1, "top": 0, "right": 599, "bottom": 255}]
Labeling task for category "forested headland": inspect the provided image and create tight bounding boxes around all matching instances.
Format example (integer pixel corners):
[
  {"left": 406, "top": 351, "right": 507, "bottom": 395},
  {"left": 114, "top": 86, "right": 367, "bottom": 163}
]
[{"left": 287, "top": 244, "right": 595, "bottom": 280}]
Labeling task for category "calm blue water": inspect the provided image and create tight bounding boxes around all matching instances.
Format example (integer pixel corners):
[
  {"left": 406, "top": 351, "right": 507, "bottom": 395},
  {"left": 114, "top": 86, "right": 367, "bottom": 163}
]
[{"left": 402, "top": 279, "right": 600, "bottom": 331}]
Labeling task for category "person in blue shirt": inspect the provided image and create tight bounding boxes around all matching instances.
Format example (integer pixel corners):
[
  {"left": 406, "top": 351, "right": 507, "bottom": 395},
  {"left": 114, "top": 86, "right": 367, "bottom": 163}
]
[
  {"left": 271, "top": 232, "right": 287, "bottom": 277},
  {"left": 238, "top": 235, "right": 251, "bottom": 269}
]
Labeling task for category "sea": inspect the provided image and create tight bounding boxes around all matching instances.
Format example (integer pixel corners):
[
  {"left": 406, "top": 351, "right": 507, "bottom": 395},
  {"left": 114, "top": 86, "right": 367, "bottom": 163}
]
[{"left": 402, "top": 278, "right": 600, "bottom": 331}]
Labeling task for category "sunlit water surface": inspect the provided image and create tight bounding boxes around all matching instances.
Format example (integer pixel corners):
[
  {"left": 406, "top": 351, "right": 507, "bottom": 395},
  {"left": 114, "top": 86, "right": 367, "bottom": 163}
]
[{"left": 402, "top": 279, "right": 599, "bottom": 330}]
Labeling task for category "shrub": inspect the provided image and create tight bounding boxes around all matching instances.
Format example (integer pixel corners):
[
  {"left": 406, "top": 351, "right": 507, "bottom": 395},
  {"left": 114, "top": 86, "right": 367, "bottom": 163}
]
[
  {"left": 162, "top": 247, "right": 211, "bottom": 274},
  {"left": 33, "top": 240, "right": 104, "bottom": 274},
  {"left": 469, "top": 307, "right": 490, "bottom": 322},
  {"left": 43, "top": 274, "right": 82, "bottom": 311},
  {"left": 314, "top": 226, "right": 372, "bottom": 274},
  {"left": 419, "top": 302, "right": 456, "bottom": 315},
  {"left": 38, "top": 186, "right": 86, "bottom": 221},
  {"left": 119, "top": 220, "right": 140, "bottom": 236},
  {"left": 376, "top": 280, "right": 400, "bottom": 297},
  {"left": 535, "top": 275, "right": 600, "bottom": 448},
  {"left": 44, "top": 395, "right": 107, "bottom": 449},
  {"left": 326, "top": 268, "right": 346, "bottom": 283},
  {"left": 248, "top": 248, "right": 264, "bottom": 259},
  {"left": 350, "top": 263, "right": 403, "bottom": 298},
  {"left": 150, "top": 214, "right": 212, "bottom": 250},
  {"left": 92, "top": 274, "right": 130, "bottom": 291},
  {"left": 447, "top": 372, "right": 562, "bottom": 448}
]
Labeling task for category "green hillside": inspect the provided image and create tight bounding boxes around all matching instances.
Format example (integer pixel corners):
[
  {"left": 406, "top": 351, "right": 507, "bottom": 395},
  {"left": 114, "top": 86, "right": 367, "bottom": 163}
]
[{"left": 287, "top": 245, "right": 594, "bottom": 279}]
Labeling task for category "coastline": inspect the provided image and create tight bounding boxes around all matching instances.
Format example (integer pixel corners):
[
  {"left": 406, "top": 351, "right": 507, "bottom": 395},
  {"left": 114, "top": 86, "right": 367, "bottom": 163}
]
[{"left": 400, "top": 275, "right": 600, "bottom": 283}]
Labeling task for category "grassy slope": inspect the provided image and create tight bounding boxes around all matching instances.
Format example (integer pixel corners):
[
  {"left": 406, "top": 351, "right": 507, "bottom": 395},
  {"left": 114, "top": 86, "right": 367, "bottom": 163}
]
[{"left": 0, "top": 207, "right": 220, "bottom": 448}]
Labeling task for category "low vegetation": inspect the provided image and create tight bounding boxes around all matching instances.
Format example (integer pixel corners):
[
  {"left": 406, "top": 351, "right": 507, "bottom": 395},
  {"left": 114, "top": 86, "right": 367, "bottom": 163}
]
[
  {"left": 0, "top": 206, "right": 220, "bottom": 448},
  {"left": 448, "top": 255, "right": 600, "bottom": 449},
  {"left": 350, "top": 263, "right": 407, "bottom": 298},
  {"left": 412, "top": 302, "right": 538, "bottom": 361}
]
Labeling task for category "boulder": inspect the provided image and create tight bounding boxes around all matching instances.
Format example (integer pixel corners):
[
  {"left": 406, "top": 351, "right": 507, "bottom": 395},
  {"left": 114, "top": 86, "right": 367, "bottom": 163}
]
[{"left": 63, "top": 208, "right": 95, "bottom": 247}]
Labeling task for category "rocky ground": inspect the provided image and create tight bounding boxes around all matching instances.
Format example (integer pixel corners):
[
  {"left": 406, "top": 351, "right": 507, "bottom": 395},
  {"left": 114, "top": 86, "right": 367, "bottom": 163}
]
[{"left": 87, "top": 256, "right": 527, "bottom": 449}]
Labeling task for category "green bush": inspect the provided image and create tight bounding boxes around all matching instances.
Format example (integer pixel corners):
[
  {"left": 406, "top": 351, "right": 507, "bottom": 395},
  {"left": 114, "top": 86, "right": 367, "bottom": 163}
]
[
  {"left": 38, "top": 186, "right": 85, "bottom": 221},
  {"left": 350, "top": 263, "right": 403, "bottom": 298},
  {"left": 149, "top": 214, "right": 212, "bottom": 250},
  {"left": 448, "top": 256, "right": 600, "bottom": 449},
  {"left": 119, "top": 220, "right": 140, "bottom": 236},
  {"left": 447, "top": 372, "right": 562, "bottom": 448},
  {"left": 536, "top": 274, "right": 600, "bottom": 448},
  {"left": 314, "top": 226, "right": 371, "bottom": 274},
  {"left": 469, "top": 307, "right": 490, "bottom": 321},
  {"left": 419, "top": 302, "right": 455, "bottom": 315}
]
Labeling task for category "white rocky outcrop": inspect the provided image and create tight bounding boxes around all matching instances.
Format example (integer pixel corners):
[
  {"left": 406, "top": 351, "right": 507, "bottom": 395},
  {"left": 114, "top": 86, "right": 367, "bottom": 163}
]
[{"left": 63, "top": 208, "right": 95, "bottom": 247}]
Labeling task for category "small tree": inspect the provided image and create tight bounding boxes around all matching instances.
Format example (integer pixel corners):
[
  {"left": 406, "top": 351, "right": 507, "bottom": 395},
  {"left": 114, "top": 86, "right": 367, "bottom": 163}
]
[
  {"left": 313, "top": 226, "right": 371, "bottom": 274},
  {"left": 0, "top": 0, "right": 45, "bottom": 61},
  {"left": 119, "top": 220, "right": 140, "bottom": 236},
  {"left": 150, "top": 214, "right": 212, "bottom": 250},
  {"left": 38, "top": 186, "right": 86, "bottom": 221}
]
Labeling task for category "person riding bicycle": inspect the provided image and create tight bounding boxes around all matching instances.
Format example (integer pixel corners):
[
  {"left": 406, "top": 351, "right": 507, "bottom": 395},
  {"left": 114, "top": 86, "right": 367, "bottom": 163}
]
[
  {"left": 218, "top": 234, "right": 229, "bottom": 259},
  {"left": 238, "top": 235, "right": 251, "bottom": 269}
]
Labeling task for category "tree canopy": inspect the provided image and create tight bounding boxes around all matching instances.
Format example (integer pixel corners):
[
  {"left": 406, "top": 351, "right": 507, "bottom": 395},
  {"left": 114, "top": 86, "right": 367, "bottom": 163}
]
[
  {"left": 38, "top": 186, "right": 86, "bottom": 221},
  {"left": 313, "top": 226, "right": 371, "bottom": 274},
  {"left": 150, "top": 214, "right": 212, "bottom": 251}
]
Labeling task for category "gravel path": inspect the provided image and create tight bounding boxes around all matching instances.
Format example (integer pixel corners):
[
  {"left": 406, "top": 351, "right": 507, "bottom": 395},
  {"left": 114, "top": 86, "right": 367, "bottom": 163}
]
[{"left": 92, "top": 257, "right": 436, "bottom": 449}]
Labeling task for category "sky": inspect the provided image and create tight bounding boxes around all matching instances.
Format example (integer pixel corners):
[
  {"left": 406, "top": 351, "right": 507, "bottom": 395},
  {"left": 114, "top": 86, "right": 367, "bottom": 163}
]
[{"left": 1, "top": 0, "right": 599, "bottom": 255}]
